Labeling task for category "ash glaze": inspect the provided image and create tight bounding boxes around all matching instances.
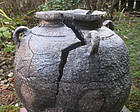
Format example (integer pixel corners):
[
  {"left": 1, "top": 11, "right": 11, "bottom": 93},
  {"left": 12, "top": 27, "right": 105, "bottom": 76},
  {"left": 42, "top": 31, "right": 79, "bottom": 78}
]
[{"left": 13, "top": 9, "right": 131, "bottom": 112}]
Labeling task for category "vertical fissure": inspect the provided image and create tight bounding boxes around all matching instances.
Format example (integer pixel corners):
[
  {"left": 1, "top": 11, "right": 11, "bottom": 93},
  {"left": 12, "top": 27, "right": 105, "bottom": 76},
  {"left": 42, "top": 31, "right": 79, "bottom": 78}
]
[
  {"left": 27, "top": 35, "right": 35, "bottom": 78},
  {"left": 56, "top": 25, "right": 86, "bottom": 95}
]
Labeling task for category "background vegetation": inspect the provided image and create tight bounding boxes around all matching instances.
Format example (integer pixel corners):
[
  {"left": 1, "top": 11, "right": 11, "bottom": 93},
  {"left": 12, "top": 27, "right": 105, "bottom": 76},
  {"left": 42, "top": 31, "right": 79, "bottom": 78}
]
[{"left": 0, "top": 0, "right": 139, "bottom": 112}]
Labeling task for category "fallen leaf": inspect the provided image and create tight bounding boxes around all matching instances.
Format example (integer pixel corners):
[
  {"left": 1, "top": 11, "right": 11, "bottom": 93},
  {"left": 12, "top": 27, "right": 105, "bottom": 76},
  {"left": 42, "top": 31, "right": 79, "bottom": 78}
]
[
  {"left": 0, "top": 84, "right": 8, "bottom": 90},
  {"left": 0, "top": 79, "right": 8, "bottom": 84},
  {"left": 20, "top": 108, "right": 28, "bottom": 112},
  {"left": 15, "top": 103, "right": 19, "bottom": 107},
  {"left": 0, "top": 62, "right": 5, "bottom": 66},
  {"left": 8, "top": 78, "right": 14, "bottom": 82},
  {"left": 8, "top": 72, "right": 14, "bottom": 77},
  {"left": 119, "top": 28, "right": 123, "bottom": 31},
  {"left": 130, "top": 45, "right": 133, "bottom": 47},
  {"left": 123, "top": 35, "right": 129, "bottom": 39},
  {"left": 127, "top": 25, "right": 132, "bottom": 28},
  {"left": 3, "top": 52, "right": 8, "bottom": 56}
]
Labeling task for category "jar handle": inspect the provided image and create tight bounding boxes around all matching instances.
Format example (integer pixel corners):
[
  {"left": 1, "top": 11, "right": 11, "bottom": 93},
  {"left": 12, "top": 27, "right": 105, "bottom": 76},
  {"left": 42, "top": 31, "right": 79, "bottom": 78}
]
[
  {"left": 13, "top": 26, "right": 30, "bottom": 48},
  {"left": 103, "top": 20, "right": 114, "bottom": 31}
]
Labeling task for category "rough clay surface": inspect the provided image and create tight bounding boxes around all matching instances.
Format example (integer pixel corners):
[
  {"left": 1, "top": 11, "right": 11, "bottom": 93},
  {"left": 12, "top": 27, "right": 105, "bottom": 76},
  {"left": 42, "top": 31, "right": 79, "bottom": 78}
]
[
  {"left": 14, "top": 23, "right": 131, "bottom": 112},
  {"left": 36, "top": 9, "right": 106, "bottom": 30}
]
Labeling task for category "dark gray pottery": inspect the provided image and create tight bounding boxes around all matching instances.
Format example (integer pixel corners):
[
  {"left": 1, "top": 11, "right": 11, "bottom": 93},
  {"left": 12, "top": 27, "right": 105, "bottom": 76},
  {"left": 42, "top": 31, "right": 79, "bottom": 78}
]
[{"left": 13, "top": 9, "right": 131, "bottom": 112}]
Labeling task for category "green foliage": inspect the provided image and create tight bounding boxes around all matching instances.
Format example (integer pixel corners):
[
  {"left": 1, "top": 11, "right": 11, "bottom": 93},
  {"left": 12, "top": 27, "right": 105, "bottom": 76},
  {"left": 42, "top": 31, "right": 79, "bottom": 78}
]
[
  {"left": 0, "top": 2, "right": 4, "bottom": 5},
  {"left": 0, "top": 9, "right": 12, "bottom": 20},
  {"left": 0, "top": 0, "right": 43, "bottom": 17},
  {"left": 38, "top": 3, "right": 49, "bottom": 11},
  {"left": 0, "top": 26, "right": 15, "bottom": 53},
  {"left": 3, "top": 31, "right": 11, "bottom": 38},
  {"left": 117, "top": 8, "right": 125, "bottom": 25},
  {"left": 0, "top": 27, "right": 8, "bottom": 32},
  {"left": 0, "top": 105, "right": 20, "bottom": 112},
  {"left": 38, "top": 0, "right": 82, "bottom": 11},
  {"left": 0, "top": 27, "right": 11, "bottom": 39},
  {"left": 0, "top": 8, "right": 37, "bottom": 52},
  {"left": 0, "top": 10, "right": 16, "bottom": 83}
]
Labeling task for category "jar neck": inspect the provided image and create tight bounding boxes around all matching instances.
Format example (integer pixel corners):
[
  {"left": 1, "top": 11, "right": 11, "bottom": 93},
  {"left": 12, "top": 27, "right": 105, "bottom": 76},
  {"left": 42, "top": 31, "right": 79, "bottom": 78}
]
[{"left": 39, "top": 20, "right": 64, "bottom": 27}]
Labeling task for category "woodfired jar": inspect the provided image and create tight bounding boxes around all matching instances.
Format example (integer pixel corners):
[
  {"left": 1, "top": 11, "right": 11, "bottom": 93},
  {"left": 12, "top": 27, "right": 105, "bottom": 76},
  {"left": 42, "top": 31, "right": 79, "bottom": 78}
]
[{"left": 13, "top": 9, "right": 131, "bottom": 112}]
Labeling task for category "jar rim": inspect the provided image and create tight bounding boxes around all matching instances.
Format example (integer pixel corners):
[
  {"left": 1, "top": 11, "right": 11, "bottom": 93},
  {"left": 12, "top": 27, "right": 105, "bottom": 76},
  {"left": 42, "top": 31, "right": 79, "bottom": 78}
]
[{"left": 35, "top": 9, "right": 107, "bottom": 29}]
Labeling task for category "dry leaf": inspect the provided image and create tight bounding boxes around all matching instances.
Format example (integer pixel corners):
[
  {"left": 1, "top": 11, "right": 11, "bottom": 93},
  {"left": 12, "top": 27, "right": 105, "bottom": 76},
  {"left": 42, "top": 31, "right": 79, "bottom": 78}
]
[
  {"left": 8, "top": 78, "right": 14, "bottom": 82},
  {"left": 119, "top": 28, "right": 123, "bottom": 31},
  {"left": 123, "top": 35, "right": 129, "bottom": 39},
  {"left": 0, "top": 84, "right": 8, "bottom": 90},
  {"left": 127, "top": 25, "right": 132, "bottom": 28},
  {"left": 8, "top": 72, "right": 14, "bottom": 77}
]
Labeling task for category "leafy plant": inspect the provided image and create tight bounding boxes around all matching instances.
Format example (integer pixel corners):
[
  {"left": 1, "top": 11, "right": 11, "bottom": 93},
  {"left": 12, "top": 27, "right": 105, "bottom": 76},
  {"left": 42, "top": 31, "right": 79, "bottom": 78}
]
[
  {"left": 117, "top": 8, "right": 125, "bottom": 25},
  {"left": 0, "top": 27, "right": 11, "bottom": 38},
  {"left": 0, "top": 9, "right": 12, "bottom": 20},
  {"left": 0, "top": 2, "right": 4, "bottom": 5},
  {"left": 0, "top": 0, "right": 44, "bottom": 17},
  {"left": 38, "top": 0, "right": 82, "bottom": 11}
]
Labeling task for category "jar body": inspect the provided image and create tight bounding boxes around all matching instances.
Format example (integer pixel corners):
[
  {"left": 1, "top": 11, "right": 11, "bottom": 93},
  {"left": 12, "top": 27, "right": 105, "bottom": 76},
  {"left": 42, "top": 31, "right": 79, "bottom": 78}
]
[{"left": 14, "top": 24, "right": 131, "bottom": 112}]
